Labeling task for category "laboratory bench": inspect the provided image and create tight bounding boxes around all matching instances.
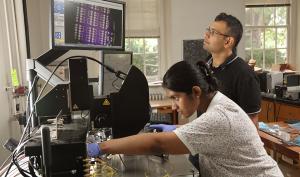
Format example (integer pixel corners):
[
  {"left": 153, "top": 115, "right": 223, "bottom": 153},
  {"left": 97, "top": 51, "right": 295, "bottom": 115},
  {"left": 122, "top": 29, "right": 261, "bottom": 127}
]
[{"left": 259, "top": 93, "right": 300, "bottom": 123}]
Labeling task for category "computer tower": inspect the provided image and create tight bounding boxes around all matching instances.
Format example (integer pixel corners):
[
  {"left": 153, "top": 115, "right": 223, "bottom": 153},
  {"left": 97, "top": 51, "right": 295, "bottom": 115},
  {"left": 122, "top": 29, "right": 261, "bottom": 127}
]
[{"left": 266, "top": 72, "right": 283, "bottom": 92}]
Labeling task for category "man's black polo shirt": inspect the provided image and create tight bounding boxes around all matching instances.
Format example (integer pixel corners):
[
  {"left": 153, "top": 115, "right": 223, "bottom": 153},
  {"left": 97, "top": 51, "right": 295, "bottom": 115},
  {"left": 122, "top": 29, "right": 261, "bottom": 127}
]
[{"left": 207, "top": 54, "right": 261, "bottom": 115}]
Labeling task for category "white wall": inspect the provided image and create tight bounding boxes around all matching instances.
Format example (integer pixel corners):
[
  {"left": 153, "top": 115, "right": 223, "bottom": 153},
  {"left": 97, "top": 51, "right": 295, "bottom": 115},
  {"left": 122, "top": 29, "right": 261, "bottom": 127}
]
[
  {"left": 0, "top": 0, "right": 24, "bottom": 164},
  {"left": 163, "top": 0, "right": 245, "bottom": 70},
  {"left": 0, "top": 3, "right": 13, "bottom": 163},
  {"left": 26, "top": 0, "right": 50, "bottom": 58},
  {"left": 26, "top": 0, "right": 100, "bottom": 77},
  {"left": 0, "top": 28, "right": 14, "bottom": 164}
]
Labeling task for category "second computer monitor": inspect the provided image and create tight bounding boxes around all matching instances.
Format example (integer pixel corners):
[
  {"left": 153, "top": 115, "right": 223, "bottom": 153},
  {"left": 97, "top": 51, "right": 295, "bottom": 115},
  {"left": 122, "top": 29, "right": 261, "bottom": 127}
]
[{"left": 101, "top": 50, "right": 133, "bottom": 95}]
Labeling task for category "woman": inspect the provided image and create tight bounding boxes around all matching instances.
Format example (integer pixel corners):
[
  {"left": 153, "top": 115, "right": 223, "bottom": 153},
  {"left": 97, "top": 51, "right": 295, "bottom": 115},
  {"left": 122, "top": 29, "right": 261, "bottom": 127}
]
[{"left": 88, "top": 61, "right": 283, "bottom": 177}]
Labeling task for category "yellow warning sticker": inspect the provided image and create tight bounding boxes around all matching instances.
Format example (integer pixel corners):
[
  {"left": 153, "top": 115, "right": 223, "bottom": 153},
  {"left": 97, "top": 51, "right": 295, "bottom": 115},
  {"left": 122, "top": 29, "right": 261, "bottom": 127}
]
[
  {"left": 73, "top": 104, "right": 79, "bottom": 110},
  {"left": 102, "top": 99, "right": 110, "bottom": 106}
]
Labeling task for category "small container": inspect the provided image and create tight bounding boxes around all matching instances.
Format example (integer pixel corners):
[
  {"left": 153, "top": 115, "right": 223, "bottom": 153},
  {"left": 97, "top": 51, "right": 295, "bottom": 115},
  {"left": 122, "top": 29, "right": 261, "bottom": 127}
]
[
  {"left": 279, "top": 131, "right": 290, "bottom": 141},
  {"left": 272, "top": 124, "right": 280, "bottom": 135},
  {"left": 273, "top": 124, "right": 279, "bottom": 131}
]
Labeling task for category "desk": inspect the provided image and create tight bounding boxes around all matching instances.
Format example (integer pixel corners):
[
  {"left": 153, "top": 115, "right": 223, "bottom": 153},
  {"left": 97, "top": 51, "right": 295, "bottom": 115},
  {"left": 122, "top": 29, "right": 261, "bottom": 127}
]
[
  {"left": 108, "top": 154, "right": 198, "bottom": 177},
  {"left": 0, "top": 155, "right": 199, "bottom": 177},
  {"left": 259, "top": 122, "right": 300, "bottom": 161},
  {"left": 150, "top": 99, "right": 178, "bottom": 124},
  {"left": 259, "top": 94, "right": 300, "bottom": 122}
]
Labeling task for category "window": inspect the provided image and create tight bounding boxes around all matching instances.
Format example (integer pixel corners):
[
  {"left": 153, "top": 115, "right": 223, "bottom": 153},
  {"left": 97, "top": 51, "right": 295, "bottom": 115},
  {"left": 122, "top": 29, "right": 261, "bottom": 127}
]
[
  {"left": 245, "top": 4, "right": 290, "bottom": 70},
  {"left": 125, "top": 38, "right": 160, "bottom": 81},
  {"left": 124, "top": 0, "right": 161, "bottom": 81}
]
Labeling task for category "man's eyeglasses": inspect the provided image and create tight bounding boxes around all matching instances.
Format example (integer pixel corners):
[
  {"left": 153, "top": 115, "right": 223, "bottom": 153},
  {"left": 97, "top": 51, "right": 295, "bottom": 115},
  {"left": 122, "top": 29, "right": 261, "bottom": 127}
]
[{"left": 206, "top": 27, "right": 230, "bottom": 37}]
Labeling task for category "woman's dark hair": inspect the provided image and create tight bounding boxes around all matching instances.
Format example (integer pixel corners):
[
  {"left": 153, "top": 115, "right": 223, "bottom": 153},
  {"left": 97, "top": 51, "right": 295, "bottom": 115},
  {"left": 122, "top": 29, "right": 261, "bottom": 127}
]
[
  {"left": 162, "top": 61, "right": 218, "bottom": 95},
  {"left": 215, "top": 12, "right": 243, "bottom": 48}
]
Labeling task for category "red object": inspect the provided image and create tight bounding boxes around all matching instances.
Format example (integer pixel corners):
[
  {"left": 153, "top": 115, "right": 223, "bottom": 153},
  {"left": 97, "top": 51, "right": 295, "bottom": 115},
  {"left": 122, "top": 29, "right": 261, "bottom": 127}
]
[{"left": 14, "top": 86, "right": 26, "bottom": 95}]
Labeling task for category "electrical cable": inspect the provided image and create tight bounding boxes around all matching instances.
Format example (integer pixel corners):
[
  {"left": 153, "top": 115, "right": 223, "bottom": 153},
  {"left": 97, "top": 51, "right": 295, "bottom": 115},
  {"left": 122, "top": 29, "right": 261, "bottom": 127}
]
[
  {"left": 35, "top": 55, "right": 127, "bottom": 105},
  {"left": 28, "top": 157, "right": 39, "bottom": 171},
  {"left": 3, "top": 161, "right": 13, "bottom": 177},
  {"left": 4, "top": 125, "right": 39, "bottom": 176},
  {"left": 2, "top": 76, "right": 39, "bottom": 174},
  {"left": 26, "top": 76, "right": 39, "bottom": 103},
  {"left": 9, "top": 134, "right": 40, "bottom": 176},
  {"left": 112, "top": 77, "right": 121, "bottom": 90},
  {"left": 4, "top": 58, "right": 67, "bottom": 175},
  {"left": 266, "top": 102, "right": 269, "bottom": 122},
  {"left": 4, "top": 111, "right": 34, "bottom": 176},
  {"left": 4, "top": 55, "right": 126, "bottom": 176},
  {"left": 275, "top": 103, "right": 281, "bottom": 122},
  {"left": 0, "top": 153, "right": 13, "bottom": 172},
  {"left": 26, "top": 75, "right": 39, "bottom": 136},
  {"left": 28, "top": 158, "right": 38, "bottom": 177},
  {"left": 272, "top": 100, "right": 277, "bottom": 122},
  {"left": 12, "top": 151, "right": 30, "bottom": 177},
  {"left": 118, "top": 154, "right": 126, "bottom": 168}
]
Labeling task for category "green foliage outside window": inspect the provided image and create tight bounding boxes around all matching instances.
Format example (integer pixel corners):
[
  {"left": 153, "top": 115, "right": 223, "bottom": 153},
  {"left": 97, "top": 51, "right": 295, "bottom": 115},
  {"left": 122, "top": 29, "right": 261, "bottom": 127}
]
[
  {"left": 245, "top": 6, "right": 288, "bottom": 69},
  {"left": 125, "top": 38, "right": 159, "bottom": 79}
]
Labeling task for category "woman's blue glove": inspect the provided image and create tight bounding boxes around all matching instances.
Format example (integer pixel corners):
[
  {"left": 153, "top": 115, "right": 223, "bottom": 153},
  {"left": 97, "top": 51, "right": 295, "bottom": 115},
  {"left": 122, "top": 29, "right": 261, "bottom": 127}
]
[
  {"left": 149, "top": 124, "right": 176, "bottom": 132},
  {"left": 87, "top": 143, "right": 101, "bottom": 157}
]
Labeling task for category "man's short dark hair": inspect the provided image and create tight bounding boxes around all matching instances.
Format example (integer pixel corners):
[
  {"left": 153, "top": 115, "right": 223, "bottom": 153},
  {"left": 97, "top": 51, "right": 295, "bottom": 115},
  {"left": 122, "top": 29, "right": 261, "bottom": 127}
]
[{"left": 215, "top": 13, "right": 243, "bottom": 48}]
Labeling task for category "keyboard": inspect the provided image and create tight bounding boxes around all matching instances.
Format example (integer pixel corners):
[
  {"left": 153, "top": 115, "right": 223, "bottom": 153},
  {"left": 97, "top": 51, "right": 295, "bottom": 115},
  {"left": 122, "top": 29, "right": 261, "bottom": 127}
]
[{"left": 149, "top": 112, "right": 173, "bottom": 125}]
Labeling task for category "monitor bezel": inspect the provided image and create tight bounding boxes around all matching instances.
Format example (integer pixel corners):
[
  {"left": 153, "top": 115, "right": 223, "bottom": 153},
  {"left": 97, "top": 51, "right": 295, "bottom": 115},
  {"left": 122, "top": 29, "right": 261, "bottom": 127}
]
[{"left": 51, "top": 0, "right": 125, "bottom": 51}]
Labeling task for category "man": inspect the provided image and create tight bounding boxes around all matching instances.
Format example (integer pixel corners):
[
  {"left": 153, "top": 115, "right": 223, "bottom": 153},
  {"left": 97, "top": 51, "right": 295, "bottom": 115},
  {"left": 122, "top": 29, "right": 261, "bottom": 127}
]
[
  {"left": 203, "top": 13, "right": 261, "bottom": 127},
  {"left": 188, "top": 12, "right": 262, "bottom": 172},
  {"left": 87, "top": 60, "right": 283, "bottom": 177}
]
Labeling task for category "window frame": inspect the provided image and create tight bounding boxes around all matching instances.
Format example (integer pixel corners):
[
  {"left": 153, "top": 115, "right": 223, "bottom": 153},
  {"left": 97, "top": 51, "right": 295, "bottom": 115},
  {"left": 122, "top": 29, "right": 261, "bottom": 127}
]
[
  {"left": 245, "top": 4, "right": 290, "bottom": 70},
  {"left": 125, "top": 37, "right": 161, "bottom": 81}
]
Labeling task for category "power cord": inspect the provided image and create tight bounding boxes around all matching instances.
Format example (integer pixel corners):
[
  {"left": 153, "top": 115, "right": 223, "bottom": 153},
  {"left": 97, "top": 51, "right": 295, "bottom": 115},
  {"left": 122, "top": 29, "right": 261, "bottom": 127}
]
[
  {"left": 35, "top": 55, "right": 127, "bottom": 105},
  {"left": 26, "top": 75, "right": 39, "bottom": 135},
  {"left": 4, "top": 55, "right": 127, "bottom": 176},
  {"left": 266, "top": 102, "right": 269, "bottom": 122},
  {"left": 275, "top": 103, "right": 281, "bottom": 122},
  {"left": 112, "top": 77, "right": 121, "bottom": 90}
]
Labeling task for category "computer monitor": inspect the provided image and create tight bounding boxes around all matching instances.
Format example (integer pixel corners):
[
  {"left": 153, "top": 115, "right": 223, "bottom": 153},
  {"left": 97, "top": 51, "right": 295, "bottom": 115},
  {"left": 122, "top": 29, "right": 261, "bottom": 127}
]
[
  {"left": 101, "top": 50, "right": 133, "bottom": 95},
  {"left": 52, "top": 0, "right": 125, "bottom": 50}
]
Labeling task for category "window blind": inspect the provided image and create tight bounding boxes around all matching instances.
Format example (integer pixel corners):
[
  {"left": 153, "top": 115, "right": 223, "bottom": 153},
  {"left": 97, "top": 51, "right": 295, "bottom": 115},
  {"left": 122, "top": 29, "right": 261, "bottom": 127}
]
[{"left": 124, "top": 0, "right": 160, "bottom": 37}]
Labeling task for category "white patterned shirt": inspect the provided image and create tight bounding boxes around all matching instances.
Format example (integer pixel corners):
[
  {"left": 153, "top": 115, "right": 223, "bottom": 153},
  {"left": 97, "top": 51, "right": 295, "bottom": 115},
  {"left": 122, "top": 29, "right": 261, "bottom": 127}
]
[{"left": 174, "top": 91, "right": 283, "bottom": 177}]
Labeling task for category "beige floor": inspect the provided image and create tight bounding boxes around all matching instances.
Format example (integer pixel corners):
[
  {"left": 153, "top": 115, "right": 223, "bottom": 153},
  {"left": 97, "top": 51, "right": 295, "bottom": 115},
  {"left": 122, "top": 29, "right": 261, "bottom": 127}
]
[{"left": 278, "top": 160, "right": 300, "bottom": 177}]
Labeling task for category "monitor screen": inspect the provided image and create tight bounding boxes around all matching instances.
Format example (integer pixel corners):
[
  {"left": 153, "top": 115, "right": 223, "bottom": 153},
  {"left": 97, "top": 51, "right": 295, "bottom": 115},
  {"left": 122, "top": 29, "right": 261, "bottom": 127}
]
[
  {"left": 52, "top": 0, "right": 125, "bottom": 50},
  {"left": 101, "top": 51, "right": 132, "bottom": 95}
]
